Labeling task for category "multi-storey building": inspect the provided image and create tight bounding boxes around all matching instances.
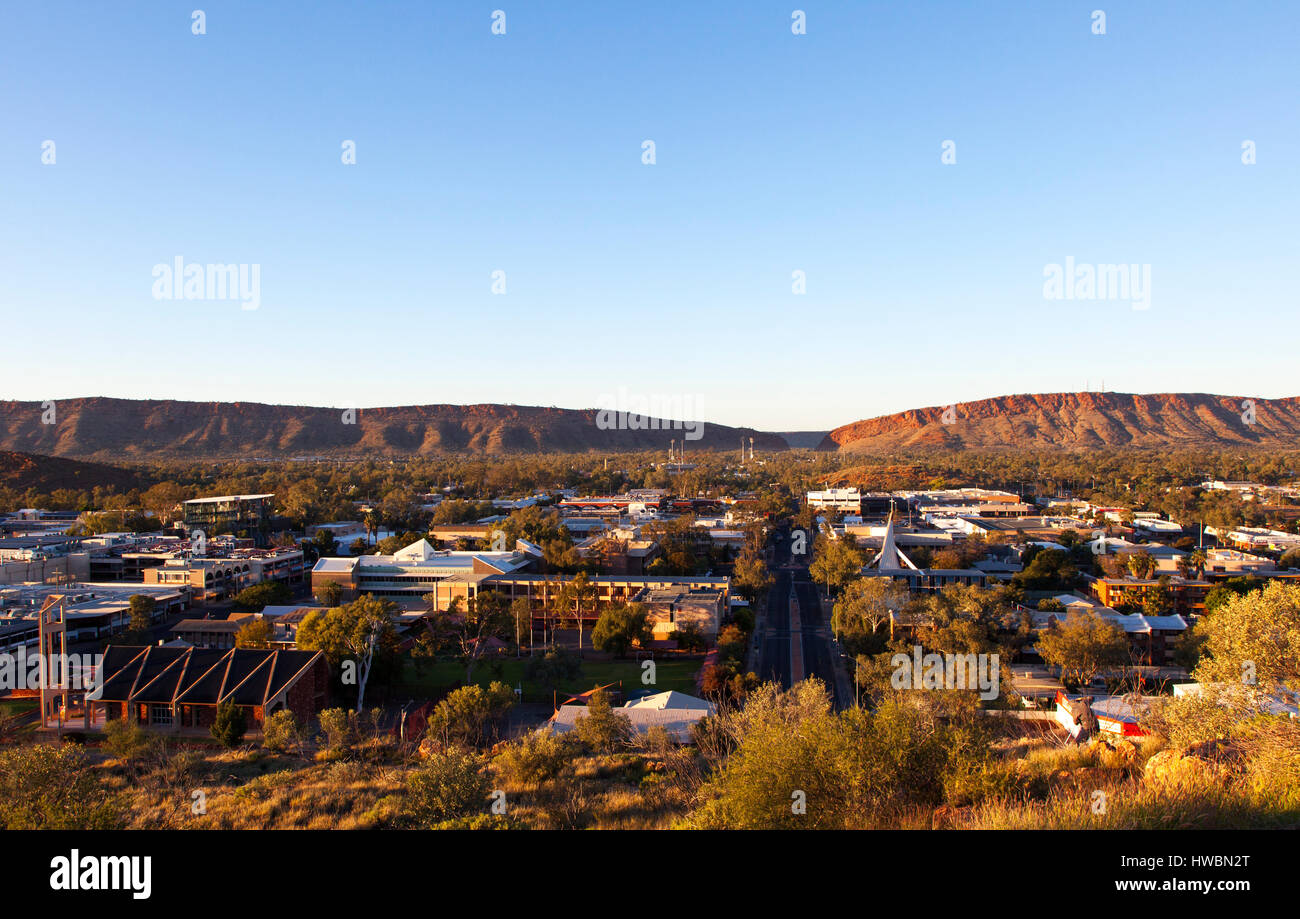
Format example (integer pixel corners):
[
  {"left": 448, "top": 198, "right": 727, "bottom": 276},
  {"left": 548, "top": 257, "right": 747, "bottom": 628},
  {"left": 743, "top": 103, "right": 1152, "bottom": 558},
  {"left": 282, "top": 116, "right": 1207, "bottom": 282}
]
[{"left": 182, "top": 494, "right": 274, "bottom": 546}]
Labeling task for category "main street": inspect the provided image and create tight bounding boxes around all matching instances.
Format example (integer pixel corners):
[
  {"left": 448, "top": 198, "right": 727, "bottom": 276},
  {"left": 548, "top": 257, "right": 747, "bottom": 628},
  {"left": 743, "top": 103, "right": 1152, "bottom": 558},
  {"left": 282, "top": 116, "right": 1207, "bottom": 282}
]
[{"left": 755, "top": 526, "right": 845, "bottom": 708}]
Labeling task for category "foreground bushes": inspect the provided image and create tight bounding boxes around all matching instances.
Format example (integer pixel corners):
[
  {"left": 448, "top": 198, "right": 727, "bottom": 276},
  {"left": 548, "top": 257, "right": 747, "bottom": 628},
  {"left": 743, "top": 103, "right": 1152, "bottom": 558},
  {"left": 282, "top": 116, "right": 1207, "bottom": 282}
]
[
  {"left": 398, "top": 750, "right": 491, "bottom": 827},
  {"left": 687, "top": 685, "right": 1002, "bottom": 829},
  {"left": 0, "top": 743, "right": 124, "bottom": 829}
]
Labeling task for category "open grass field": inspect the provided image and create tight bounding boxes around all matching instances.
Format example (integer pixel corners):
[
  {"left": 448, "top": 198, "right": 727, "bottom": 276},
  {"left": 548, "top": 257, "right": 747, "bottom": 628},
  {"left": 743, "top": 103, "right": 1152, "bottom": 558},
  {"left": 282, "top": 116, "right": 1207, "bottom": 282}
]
[
  {"left": 0, "top": 698, "right": 37, "bottom": 719},
  {"left": 396, "top": 655, "right": 703, "bottom": 702}
]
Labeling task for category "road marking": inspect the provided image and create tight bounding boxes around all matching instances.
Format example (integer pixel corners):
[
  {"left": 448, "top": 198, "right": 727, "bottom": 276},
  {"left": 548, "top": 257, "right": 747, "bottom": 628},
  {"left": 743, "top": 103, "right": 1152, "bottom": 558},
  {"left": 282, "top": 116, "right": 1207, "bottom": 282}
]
[{"left": 788, "top": 589, "right": 804, "bottom": 683}]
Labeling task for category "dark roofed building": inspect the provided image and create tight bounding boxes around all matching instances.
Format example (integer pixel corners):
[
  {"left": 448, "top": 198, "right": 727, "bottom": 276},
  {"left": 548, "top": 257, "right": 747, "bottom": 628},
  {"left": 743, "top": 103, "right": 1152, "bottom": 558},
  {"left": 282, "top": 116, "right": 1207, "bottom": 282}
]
[
  {"left": 170, "top": 618, "right": 243, "bottom": 649},
  {"left": 87, "top": 645, "right": 328, "bottom": 732}
]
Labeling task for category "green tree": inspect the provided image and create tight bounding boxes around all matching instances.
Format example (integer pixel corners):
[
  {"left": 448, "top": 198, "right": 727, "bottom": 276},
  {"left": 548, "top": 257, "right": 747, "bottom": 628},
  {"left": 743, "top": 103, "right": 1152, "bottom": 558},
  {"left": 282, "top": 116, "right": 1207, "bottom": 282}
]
[
  {"left": 211, "top": 701, "right": 248, "bottom": 748},
  {"left": 375, "top": 531, "right": 426, "bottom": 555},
  {"left": 591, "top": 602, "right": 652, "bottom": 658},
  {"left": 572, "top": 690, "right": 632, "bottom": 753},
  {"left": 235, "top": 617, "right": 275, "bottom": 649},
  {"left": 425, "top": 682, "right": 516, "bottom": 749},
  {"left": 310, "top": 529, "right": 339, "bottom": 559},
  {"left": 314, "top": 579, "right": 344, "bottom": 607},
  {"left": 509, "top": 597, "right": 532, "bottom": 654},
  {"left": 731, "top": 549, "right": 773, "bottom": 602},
  {"left": 832, "top": 578, "right": 908, "bottom": 655},
  {"left": 423, "top": 593, "right": 515, "bottom": 683},
  {"left": 1036, "top": 612, "right": 1130, "bottom": 689},
  {"left": 1124, "top": 550, "right": 1156, "bottom": 580},
  {"left": 670, "top": 622, "right": 709, "bottom": 652},
  {"left": 121, "top": 594, "right": 156, "bottom": 644},
  {"left": 1204, "top": 576, "right": 1264, "bottom": 614},
  {"left": 523, "top": 647, "right": 582, "bottom": 693},
  {"left": 296, "top": 595, "right": 401, "bottom": 710},
  {"left": 1012, "top": 549, "right": 1078, "bottom": 592},
  {"left": 232, "top": 581, "right": 292, "bottom": 612},
  {"left": 552, "top": 572, "right": 598, "bottom": 656},
  {"left": 1192, "top": 580, "right": 1300, "bottom": 688},
  {"left": 809, "top": 535, "right": 864, "bottom": 595}
]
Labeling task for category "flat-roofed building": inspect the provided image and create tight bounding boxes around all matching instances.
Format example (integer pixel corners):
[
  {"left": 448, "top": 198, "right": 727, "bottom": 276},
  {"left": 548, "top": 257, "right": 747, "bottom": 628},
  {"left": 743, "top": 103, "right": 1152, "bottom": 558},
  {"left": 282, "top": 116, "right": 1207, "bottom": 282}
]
[
  {"left": 633, "top": 586, "right": 726, "bottom": 639},
  {"left": 311, "top": 538, "right": 534, "bottom": 609},
  {"left": 182, "top": 494, "right": 274, "bottom": 546},
  {"left": 806, "top": 488, "right": 862, "bottom": 513},
  {"left": 142, "top": 546, "right": 304, "bottom": 602},
  {"left": 0, "top": 582, "right": 189, "bottom": 648},
  {"left": 480, "top": 573, "right": 730, "bottom": 633},
  {"left": 1088, "top": 576, "right": 1209, "bottom": 617}
]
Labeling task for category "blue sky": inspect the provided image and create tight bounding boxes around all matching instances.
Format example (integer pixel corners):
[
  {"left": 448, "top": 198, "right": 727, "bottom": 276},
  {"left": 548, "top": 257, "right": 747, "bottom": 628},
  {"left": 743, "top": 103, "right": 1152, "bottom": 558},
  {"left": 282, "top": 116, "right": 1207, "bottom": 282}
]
[{"left": 2, "top": 1, "right": 1297, "bottom": 431}]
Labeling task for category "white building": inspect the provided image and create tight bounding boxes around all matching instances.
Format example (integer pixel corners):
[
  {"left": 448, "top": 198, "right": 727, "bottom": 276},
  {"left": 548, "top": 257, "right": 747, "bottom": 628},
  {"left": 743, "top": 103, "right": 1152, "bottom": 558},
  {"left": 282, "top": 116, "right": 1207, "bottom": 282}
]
[{"left": 807, "top": 488, "right": 862, "bottom": 513}]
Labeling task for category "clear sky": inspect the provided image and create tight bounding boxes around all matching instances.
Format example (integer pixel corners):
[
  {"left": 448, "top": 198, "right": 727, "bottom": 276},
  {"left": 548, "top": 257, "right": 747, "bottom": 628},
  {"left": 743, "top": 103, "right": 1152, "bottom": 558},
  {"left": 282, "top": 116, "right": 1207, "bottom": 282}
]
[{"left": 2, "top": 1, "right": 1297, "bottom": 432}]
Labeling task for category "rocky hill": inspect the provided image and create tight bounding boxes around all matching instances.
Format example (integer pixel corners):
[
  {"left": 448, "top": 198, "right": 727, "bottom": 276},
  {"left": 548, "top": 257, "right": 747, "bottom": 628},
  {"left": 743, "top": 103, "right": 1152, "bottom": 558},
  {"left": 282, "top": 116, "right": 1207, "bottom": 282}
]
[
  {"left": 819, "top": 392, "right": 1300, "bottom": 452},
  {"left": 0, "top": 398, "right": 789, "bottom": 459}
]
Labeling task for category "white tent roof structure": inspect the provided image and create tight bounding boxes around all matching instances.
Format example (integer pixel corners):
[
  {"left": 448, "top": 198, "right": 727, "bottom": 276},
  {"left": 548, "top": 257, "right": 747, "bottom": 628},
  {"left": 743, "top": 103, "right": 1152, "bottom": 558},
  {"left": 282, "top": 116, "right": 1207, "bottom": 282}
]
[{"left": 867, "top": 510, "right": 919, "bottom": 571}]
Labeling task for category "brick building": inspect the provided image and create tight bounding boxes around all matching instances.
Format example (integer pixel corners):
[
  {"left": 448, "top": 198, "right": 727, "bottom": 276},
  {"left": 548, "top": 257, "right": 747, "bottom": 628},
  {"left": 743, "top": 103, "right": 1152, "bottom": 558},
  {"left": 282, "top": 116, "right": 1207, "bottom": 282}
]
[{"left": 86, "top": 645, "right": 328, "bottom": 732}]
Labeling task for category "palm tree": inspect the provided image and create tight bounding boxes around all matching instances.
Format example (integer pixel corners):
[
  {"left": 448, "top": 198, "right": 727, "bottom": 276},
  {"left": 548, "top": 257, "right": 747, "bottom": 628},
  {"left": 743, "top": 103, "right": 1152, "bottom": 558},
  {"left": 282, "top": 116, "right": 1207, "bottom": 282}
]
[{"left": 363, "top": 510, "right": 381, "bottom": 547}]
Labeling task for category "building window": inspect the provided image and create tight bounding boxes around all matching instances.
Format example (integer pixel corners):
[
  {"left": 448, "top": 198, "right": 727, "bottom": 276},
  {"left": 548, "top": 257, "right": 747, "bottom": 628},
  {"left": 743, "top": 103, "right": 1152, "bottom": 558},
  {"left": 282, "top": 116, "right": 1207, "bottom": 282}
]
[{"left": 150, "top": 704, "right": 173, "bottom": 726}]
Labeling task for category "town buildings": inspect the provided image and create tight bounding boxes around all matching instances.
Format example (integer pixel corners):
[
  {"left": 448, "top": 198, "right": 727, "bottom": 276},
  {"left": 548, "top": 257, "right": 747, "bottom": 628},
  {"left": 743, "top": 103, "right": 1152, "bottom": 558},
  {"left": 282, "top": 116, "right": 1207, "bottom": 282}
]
[
  {"left": 182, "top": 494, "right": 274, "bottom": 546},
  {"left": 85, "top": 644, "right": 329, "bottom": 733},
  {"left": 311, "top": 539, "right": 534, "bottom": 609}
]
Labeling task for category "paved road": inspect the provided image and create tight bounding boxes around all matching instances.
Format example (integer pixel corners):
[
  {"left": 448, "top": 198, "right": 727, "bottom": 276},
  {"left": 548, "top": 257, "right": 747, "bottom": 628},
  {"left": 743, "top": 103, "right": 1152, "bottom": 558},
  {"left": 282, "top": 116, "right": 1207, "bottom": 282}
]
[
  {"left": 756, "top": 568, "right": 792, "bottom": 688},
  {"left": 755, "top": 526, "right": 843, "bottom": 708},
  {"left": 792, "top": 573, "right": 842, "bottom": 708}
]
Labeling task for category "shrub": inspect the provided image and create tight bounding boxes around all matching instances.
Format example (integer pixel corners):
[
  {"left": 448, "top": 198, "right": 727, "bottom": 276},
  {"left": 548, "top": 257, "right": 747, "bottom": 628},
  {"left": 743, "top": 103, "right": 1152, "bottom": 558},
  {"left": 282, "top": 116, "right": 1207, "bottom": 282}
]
[
  {"left": 428, "top": 813, "right": 525, "bottom": 830},
  {"left": 210, "top": 702, "right": 248, "bottom": 748},
  {"left": 400, "top": 750, "right": 489, "bottom": 827},
  {"left": 262, "top": 710, "right": 301, "bottom": 753},
  {"left": 426, "top": 683, "right": 515, "bottom": 749},
  {"left": 158, "top": 749, "right": 205, "bottom": 787},
  {"left": 494, "top": 730, "right": 570, "bottom": 786},
  {"left": 573, "top": 690, "right": 632, "bottom": 754},
  {"left": 0, "top": 743, "right": 124, "bottom": 829},
  {"left": 104, "top": 716, "right": 153, "bottom": 761},
  {"left": 317, "top": 708, "right": 357, "bottom": 752}
]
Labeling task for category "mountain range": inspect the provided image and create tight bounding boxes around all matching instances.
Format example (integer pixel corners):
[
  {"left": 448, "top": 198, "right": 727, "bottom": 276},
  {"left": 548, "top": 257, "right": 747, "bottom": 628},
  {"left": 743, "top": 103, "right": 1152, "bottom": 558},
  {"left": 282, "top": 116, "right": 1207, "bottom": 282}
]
[
  {"left": 1, "top": 392, "right": 1297, "bottom": 461},
  {"left": 819, "top": 392, "right": 1299, "bottom": 452},
  {"left": 0, "top": 398, "right": 785, "bottom": 460}
]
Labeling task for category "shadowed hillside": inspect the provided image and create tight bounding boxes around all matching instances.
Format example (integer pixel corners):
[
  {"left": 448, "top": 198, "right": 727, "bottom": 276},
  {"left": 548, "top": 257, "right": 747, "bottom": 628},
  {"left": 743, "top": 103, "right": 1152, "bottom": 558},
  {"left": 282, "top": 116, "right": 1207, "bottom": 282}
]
[
  {"left": 0, "top": 398, "right": 790, "bottom": 459},
  {"left": 0, "top": 451, "right": 144, "bottom": 493}
]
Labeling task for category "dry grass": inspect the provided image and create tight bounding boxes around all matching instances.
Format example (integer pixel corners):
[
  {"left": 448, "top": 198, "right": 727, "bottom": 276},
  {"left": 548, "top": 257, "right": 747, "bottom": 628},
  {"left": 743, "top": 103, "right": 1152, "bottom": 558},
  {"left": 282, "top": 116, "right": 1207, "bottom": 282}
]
[
  {"left": 85, "top": 715, "right": 1298, "bottom": 830},
  {"left": 98, "top": 738, "right": 408, "bottom": 830}
]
